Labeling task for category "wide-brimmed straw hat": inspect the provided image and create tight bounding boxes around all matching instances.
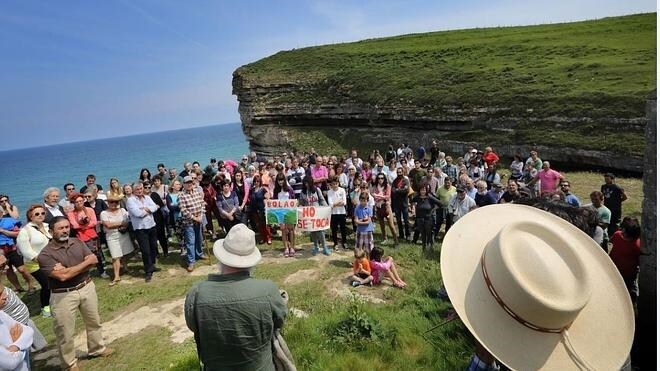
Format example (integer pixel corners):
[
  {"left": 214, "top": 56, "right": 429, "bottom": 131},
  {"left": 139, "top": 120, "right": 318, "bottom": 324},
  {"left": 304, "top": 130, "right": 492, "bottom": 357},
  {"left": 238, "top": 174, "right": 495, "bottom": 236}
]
[
  {"left": 440, "top": 204, "right": 634, "bottom": 370},
  {"left": 213, "top": 224, "right": 261, "bottom": 268}
]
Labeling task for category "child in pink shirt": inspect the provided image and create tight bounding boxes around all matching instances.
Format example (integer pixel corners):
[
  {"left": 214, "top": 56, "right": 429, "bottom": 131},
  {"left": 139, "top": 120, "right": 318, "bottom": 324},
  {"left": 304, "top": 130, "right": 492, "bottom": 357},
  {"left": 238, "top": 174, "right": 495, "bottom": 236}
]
[{"left": 369, "top": 247, "right": 406, "bottom": 288}]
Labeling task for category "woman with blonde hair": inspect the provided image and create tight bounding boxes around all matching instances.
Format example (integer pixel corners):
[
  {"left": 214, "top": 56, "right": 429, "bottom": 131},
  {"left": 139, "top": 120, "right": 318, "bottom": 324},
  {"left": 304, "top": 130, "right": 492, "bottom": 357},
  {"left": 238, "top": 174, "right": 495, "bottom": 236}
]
[
  {"left": 16, "top": 204, "right": 53, "bottom": 316},
  {"left": 107, "top": 177, "right": 124, "bottom": 201}
]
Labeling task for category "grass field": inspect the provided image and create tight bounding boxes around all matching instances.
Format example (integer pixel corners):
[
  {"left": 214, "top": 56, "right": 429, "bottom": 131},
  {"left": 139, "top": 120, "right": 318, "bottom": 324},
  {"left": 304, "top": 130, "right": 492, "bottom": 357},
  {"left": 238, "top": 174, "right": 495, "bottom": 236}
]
[{"left": 13, "top": 171, "right": 643, "bottom": 371}]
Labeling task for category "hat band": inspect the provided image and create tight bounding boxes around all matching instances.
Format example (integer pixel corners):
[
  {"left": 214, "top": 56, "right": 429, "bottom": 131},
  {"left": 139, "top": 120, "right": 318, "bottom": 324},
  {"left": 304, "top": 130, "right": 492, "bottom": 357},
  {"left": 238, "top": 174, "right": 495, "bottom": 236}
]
[{"left": 480, "top": 249, "right": 568, "bottom": 334}]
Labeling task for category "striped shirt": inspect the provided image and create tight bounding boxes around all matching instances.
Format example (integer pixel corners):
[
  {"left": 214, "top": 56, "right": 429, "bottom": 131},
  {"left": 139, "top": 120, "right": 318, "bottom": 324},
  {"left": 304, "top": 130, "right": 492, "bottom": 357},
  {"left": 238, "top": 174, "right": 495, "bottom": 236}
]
[
  {"left": 179, "top": 189, "right": 205, "bottom": 226},
  {"left": 1, "top": 287, "right": 29, "bottom": 324}
]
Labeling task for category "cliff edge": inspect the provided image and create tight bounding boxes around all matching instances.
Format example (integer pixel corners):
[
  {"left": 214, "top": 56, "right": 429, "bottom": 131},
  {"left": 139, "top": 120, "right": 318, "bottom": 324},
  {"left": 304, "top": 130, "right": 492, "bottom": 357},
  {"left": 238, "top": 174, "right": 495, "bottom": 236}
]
[{"left": 233, "top": 13, "right": 656, "bottom": 173}]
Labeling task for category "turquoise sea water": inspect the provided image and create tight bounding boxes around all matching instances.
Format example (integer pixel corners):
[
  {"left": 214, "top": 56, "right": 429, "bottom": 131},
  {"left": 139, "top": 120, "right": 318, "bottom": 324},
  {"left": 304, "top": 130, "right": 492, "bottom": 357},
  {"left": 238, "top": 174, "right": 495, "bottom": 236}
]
[{"left": 0, "top": 123, "right": 248, "bottom": 220}]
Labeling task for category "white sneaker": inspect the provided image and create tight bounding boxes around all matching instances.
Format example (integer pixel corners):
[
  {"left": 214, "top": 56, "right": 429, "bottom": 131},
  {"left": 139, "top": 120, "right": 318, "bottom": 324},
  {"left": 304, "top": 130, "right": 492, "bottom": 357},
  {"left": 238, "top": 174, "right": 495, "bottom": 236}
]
[{"left": 100, "top": 272, "right": 110, "bottom": 279}]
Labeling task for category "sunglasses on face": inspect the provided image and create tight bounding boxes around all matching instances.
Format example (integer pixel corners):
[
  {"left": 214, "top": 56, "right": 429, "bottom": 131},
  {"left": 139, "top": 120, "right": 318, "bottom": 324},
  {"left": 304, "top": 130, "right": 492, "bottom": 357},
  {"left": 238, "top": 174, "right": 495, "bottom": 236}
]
[
  {"left": 65, "top": 188, "right": 75, "bottom": 191},
  {"left": 32, "top": 211, "right": 46, "bottom": 216}
]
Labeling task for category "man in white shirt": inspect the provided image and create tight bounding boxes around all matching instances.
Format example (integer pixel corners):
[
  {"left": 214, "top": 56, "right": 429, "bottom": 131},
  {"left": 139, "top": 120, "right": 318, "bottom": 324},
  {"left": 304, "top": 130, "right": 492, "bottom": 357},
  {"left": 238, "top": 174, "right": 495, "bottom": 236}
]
[
  {"left": 327, "top": 176, "right": 348, "bottom": 250},
  {"left": 126, "top": 182, "right": 161, "bottom": 282},
  {"left": 448, "top": 186, "right": 477, "bottom": 225},
  {"left": 43, "top": 187, "right": 64, "bottom": 224}
]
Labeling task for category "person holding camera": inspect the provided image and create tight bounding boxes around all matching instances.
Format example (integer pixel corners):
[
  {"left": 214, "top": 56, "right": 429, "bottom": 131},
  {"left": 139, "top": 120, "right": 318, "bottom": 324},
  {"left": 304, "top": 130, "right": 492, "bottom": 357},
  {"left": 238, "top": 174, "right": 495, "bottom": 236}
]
[
  {"left": 100, "top": 195, "right": 134, "bottom": 286},
  {"left": 66, "top": 193, "right": 108, "bottom": 279}
]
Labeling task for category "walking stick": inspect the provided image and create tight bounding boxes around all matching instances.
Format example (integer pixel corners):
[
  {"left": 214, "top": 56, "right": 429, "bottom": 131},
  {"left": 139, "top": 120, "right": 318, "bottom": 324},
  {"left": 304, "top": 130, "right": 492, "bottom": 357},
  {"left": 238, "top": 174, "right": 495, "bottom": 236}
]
[{"left": 200, "top": 222, "right": 213, "bottom": 265}]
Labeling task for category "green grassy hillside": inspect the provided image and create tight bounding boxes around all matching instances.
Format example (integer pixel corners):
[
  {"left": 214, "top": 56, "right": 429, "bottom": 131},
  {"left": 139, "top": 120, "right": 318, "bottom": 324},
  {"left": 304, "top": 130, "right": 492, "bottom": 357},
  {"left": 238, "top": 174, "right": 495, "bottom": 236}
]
[{"left": 238, "top": 13, "right": 655, "bottom": 119}]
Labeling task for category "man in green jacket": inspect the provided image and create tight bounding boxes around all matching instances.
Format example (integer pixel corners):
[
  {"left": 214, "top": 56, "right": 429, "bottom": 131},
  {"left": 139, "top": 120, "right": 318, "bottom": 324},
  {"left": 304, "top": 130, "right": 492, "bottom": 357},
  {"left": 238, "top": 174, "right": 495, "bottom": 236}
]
[{"left": 185, "top": 224, "right": 288, "bottom": 370}]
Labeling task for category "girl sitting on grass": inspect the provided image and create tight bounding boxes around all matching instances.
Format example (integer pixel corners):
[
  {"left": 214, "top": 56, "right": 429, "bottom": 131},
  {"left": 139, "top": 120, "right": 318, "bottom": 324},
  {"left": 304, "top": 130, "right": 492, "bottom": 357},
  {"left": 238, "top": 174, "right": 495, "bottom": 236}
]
[
  {"left": 369, "top": 247, "right": 406, "bottom": 289},
  {"left": 351, "top": 249, "right": 373, "bottom": 287}
]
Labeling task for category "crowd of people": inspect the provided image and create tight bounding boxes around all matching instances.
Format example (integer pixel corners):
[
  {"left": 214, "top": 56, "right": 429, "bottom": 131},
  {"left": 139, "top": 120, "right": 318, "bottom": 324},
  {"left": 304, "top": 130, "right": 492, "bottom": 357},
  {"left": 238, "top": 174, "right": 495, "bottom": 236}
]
[{"left": 0, "top": 141, "right": 642, "bottom": 370}]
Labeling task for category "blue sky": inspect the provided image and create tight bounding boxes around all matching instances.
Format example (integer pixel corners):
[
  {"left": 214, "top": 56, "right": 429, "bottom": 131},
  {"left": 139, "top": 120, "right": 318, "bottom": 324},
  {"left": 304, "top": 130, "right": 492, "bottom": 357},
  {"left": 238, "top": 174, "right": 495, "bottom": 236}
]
[{"left": 1, "top": 0, "right": 655, "bottom": 150}]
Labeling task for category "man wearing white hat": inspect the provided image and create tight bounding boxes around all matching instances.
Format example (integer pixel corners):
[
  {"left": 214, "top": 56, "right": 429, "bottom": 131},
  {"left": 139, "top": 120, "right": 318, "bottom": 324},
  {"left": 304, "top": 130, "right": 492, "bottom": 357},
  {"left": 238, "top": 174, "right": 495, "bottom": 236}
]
[
  {"left": 441, "top": 204, "right": 634, "bottom": 370},
  {"left": 184, "top": 224, "right": 287, "bottom": 371}
]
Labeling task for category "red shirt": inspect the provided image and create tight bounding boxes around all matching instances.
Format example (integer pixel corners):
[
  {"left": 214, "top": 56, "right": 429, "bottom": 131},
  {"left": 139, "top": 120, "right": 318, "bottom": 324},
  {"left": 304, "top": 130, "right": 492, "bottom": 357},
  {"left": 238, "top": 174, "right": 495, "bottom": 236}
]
[
  {"left": 609, "top": 230, "right": 640, "bottom": 279},
  {"left": 483, "top": 152, "right": 500, "bottom": 166}
]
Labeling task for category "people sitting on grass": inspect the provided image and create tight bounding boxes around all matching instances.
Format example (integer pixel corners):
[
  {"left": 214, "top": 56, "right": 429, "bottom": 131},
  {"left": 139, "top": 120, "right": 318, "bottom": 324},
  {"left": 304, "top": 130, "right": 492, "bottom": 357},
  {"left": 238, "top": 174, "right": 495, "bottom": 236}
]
[
  {"left": 351, "top": 249, "right": 373, "bottom": 287},
  {"left": 369, "top": 246, "right": 406, "bottom": 289}
]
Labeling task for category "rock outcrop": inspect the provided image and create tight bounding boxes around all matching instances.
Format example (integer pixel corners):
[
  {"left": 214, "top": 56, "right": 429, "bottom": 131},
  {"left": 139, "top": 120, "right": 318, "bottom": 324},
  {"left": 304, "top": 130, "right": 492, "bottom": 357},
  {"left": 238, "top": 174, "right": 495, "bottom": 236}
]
[{"left": 233, "top": 77, "right": 647, "bottom": 174}]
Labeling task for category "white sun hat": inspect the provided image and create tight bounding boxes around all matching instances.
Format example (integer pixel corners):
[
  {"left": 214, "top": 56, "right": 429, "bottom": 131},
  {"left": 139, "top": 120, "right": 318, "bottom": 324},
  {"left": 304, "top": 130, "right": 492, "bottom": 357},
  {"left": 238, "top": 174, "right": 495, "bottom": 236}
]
[
  {"left": 440, "top": 204, "right": 634, "bottom": 370},
  {"left": 213, "top": 224, "right": 262, "bottom": 268}
]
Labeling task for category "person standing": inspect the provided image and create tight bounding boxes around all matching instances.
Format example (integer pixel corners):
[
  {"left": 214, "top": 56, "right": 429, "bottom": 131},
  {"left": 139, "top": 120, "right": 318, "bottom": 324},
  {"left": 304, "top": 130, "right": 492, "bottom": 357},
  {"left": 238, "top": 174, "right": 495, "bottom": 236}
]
[
  {"left": 526, "top": 161, "right": 564, "bottom": 196},
  {"left": 179, "top": 176, "right": 208, "bottom": 273},
  {"left": 391, "top": 167, "right": 411, "bottom": 241},
  {"left": 0, "top": 309, "right": 34, "bottom": 371},
  {"left": 300, "top": 176, "right": 329, "bottom": 256},
  {"left": 586, "top": 191, "right": 611, "bottom": 252},
  {"left": 37, "top": 216, "right": 113, "bottom": 370},
  {"left": 67, "top": 192, "right": 107, "bottom": 279},
  {"left": 100, "top": 196, "right": 134, "bottom": 286},
  {"left": 185, "top": 224, "right": 288, "bottom": 371},
  {"left": 16, "top": 205, "right": 53, "bottom": 317},
  {"left": 447, "top": 186, "right": 477, "bottom": 226},
  {"left": 43, "top": 187, "right": 65, "bottom": 225},
  {"left": 327, "top": 175, "right": 348, "bottom": 251},
  {"left": 126, "top": 182, "right": 161, "bottom": 282},
  {"left": 601, "top": 173, "right": 628, "bottom": 237}
]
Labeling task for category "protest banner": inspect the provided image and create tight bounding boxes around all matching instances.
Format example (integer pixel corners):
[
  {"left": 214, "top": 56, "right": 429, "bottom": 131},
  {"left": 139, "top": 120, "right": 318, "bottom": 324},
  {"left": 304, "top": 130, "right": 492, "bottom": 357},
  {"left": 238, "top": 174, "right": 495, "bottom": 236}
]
[
  {"left": 296, "top": 206, "right": 331, "bottom": 231},
  {"left": 265, "top": 199, "right": 298, "bottom": 225}
]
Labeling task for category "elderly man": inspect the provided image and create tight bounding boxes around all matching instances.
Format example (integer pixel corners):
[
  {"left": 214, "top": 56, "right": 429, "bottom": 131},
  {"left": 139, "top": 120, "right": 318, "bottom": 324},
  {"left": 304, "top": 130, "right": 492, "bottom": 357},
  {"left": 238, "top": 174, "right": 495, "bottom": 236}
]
[
  {"left": 179, "top": 176, "right": 208, "bottom": 272},
  {"left": 447, "top": 185, "right": 476, "bottom": 227},
  {"left": 164, "top": 168, "right": 182, "bottom": 187},
  {"left": 37, "top": 217, "right": 113, "bottom": 370},
  {"left": 43, "top": 187, "right": 65, "bottom": 224},
  {"left": 126, "top": 182, "right": 161, "bottom": 282},
  {"left": 185, "top": 224, "right": 288, "bottom": 370}
]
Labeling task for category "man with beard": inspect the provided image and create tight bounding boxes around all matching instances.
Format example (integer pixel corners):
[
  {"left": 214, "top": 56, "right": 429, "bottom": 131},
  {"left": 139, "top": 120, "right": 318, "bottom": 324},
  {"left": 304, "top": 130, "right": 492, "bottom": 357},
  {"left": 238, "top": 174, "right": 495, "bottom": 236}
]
[{"left": 38, "top": 217, "right": 113, "bottom": 370}]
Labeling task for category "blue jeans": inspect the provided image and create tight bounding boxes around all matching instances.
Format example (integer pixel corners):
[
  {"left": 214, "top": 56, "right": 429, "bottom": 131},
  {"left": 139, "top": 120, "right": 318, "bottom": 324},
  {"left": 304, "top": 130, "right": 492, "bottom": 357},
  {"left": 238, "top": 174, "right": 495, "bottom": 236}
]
[{"left": 183, "top": 223, "right": 204, "bottom": 265}]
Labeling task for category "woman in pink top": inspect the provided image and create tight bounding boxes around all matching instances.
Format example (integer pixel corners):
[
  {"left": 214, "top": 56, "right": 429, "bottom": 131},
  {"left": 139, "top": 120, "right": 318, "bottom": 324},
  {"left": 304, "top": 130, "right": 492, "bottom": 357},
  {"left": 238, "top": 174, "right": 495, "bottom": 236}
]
[
  {"left": 66, "top": 192, "right": 98, "bottom": 247},
  {"left": 370, "top": 174, "right": 398, "bottom": 246}
]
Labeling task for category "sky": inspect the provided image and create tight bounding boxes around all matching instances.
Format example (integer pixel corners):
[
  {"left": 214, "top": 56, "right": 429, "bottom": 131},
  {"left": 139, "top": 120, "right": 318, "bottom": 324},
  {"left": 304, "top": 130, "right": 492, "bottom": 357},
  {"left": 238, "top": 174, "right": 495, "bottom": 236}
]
[{"left": 1, "top": 0, "right": 655, "bottom": 150}]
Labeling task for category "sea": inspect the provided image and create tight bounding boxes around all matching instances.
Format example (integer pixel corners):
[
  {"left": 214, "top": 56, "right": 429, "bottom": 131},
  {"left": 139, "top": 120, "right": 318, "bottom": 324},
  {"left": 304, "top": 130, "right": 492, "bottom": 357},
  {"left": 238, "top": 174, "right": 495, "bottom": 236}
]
[{"left": 0, "top": 122, "right": 249, "bottom": 221}]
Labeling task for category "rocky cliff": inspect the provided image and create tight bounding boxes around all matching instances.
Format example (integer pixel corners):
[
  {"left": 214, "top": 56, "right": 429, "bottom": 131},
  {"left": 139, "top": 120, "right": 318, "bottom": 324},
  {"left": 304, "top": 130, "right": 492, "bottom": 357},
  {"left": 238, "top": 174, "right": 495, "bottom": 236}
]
[
  {"left": 232, "top": 14, "right": 654, "bottom": 174},
  {"left": 232, "top": 77, "right": 647, "bottom": 173}
]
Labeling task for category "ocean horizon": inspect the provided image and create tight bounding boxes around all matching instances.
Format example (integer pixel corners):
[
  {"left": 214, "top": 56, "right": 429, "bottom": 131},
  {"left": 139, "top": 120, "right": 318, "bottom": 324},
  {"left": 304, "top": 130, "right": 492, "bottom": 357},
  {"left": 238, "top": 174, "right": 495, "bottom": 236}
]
[{"left": 1, "top": 122, "right": 249, "bottom": 219}]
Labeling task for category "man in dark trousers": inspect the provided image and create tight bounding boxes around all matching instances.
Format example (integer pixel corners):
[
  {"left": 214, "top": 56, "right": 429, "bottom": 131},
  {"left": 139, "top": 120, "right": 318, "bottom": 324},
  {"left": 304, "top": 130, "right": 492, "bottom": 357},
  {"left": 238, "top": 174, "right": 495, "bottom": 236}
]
[{"left": 601, "top": 173, "right": 628, "bottom": 237}]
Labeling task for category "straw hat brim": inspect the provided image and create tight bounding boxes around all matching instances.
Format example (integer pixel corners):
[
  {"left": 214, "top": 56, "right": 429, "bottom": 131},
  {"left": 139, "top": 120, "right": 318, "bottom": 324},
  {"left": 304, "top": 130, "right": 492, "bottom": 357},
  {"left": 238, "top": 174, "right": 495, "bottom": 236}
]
[
  {"left": 213, "top": 238, "right": 262, "bottom": 268},
  {"left": 440, "top": 204, "right": 634, "bottom": 370}
]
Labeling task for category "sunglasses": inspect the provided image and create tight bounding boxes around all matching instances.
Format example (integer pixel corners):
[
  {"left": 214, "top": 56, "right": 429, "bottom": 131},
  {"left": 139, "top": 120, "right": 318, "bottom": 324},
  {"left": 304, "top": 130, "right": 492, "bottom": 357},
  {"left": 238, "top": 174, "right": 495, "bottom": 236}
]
[
  {"left": 65, "top": 188, "right": 75, "bottom": 191},
  {"left": 32, "top": 212, "right": 46, "bottom": 216}
]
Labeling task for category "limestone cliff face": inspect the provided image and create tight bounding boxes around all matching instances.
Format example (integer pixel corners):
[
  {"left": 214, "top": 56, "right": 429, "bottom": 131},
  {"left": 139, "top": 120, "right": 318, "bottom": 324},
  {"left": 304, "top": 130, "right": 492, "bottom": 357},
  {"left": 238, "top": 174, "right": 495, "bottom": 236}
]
[{"left": 232, "top": 72, "right": 646, "bottom": 173}]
